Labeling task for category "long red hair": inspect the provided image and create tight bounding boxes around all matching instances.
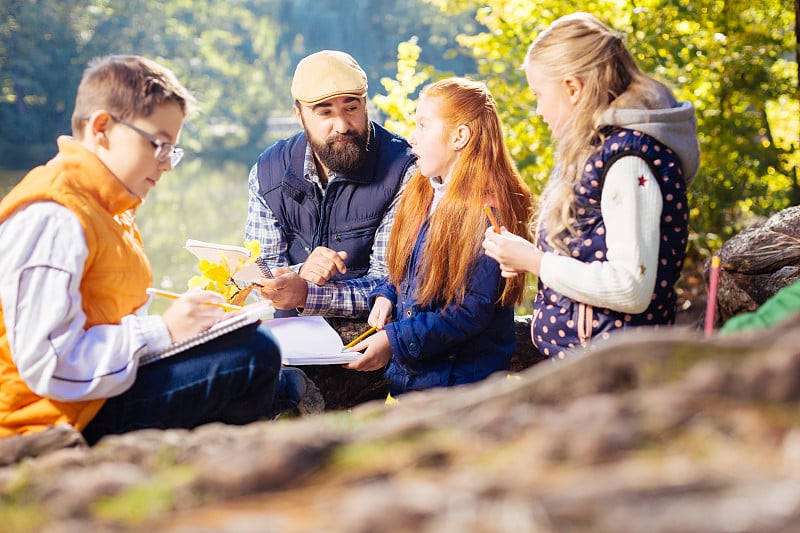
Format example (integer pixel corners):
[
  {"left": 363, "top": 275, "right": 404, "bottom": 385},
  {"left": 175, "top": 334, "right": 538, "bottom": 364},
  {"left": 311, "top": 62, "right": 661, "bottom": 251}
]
[{"left": 388, "top": 77, "right": 532, "bottom": 309}]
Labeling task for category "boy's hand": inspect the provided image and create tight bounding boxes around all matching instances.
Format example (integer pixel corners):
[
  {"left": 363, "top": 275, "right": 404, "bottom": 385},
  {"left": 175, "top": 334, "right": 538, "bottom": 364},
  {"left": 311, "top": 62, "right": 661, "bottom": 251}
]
[{"left": 161, "top": 289, "right": 225, "bottom": 342}]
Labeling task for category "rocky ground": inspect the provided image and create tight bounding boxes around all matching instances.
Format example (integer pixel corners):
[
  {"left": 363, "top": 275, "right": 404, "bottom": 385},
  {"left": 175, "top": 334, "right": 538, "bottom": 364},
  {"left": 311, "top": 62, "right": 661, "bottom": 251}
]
[{"left": 2, "top": 315, "right": 800, "bottom": 532}]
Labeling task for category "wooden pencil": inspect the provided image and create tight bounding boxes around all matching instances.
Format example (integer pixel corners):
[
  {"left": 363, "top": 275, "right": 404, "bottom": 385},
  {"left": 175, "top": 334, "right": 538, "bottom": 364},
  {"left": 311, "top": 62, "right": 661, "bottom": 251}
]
[
  {"left": 343, "top": 325, "right": 378, "bottom": 349},
  {"left": 483, "top": 203, "right": 501, "bottom": 233},
  {"left": 146, "top": 288, "right": 243, "bottom": 312}
]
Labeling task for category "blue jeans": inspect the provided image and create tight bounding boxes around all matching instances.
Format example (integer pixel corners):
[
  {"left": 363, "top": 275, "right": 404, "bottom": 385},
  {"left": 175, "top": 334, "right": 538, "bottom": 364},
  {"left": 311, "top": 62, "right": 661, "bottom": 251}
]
[{"left": 82, "top": 323, "right": 281, "bottom": 445}]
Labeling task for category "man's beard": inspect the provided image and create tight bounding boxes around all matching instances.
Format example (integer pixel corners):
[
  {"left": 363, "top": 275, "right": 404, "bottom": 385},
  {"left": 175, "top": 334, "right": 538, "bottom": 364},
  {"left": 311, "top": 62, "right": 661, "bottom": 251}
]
[{"left": 306, "top": 118, "right": 371, "bottom": 174}]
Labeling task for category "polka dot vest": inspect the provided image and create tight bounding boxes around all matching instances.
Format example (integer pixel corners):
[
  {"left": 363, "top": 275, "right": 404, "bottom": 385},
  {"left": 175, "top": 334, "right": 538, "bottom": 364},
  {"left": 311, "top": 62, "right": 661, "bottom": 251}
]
[{"left": 533, "top": 128, "right": 689, "bottom": 359}]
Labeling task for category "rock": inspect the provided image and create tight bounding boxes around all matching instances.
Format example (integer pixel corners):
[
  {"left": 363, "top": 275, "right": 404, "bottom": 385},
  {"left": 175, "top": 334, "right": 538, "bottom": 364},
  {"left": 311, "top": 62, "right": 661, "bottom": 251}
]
[
  {"left": 708, "top": 205, "right": 800, "bottom": 325},
  {"left": 0, "top": 423, "right": 86, "bottom": 466},
  {"left": 4, "top": 321, "right": 800, "bottom": 531}
]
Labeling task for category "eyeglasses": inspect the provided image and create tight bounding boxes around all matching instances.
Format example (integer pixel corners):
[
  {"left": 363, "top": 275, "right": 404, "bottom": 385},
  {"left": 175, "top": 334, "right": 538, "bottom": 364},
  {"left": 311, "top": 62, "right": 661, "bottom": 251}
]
[
  {"left": 81, "top": 114, "right": 184, "bottom": 168},
  {"left": 110, "top": 115, "right": 184, "bottom": 168}
]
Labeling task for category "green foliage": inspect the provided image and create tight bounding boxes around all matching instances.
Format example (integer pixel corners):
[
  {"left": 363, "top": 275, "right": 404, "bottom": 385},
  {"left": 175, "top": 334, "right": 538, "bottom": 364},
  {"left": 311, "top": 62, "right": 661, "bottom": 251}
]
[
  {"left": 0, "top": 0, "right": 86, "bottom": 167},
  {"left": 71, "top": 0, "right": 292, "bottom": 159},
  {"left": 377, "top": 0, "right": 799, "bottom": 255},
  {"left": 373, "top": 39, "right": 435, "bottom": 138}
]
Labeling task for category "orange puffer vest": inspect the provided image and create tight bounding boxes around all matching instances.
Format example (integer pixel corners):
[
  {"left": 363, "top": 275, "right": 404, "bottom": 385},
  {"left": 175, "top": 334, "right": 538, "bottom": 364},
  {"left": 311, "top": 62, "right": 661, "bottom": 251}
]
[{"left": 0, "top": 137, "right": 151, "bottom": 436}]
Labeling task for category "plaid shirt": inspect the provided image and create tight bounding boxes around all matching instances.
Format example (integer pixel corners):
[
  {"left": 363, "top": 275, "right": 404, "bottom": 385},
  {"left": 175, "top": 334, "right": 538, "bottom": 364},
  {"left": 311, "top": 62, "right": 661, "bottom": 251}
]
[{"left": 246, "top": 143, "right": 416, "bottom": 318}]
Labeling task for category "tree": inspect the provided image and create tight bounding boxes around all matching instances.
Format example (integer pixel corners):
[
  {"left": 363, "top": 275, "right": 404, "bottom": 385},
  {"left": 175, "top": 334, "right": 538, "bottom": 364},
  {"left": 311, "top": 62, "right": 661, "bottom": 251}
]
[
  {"left": 0, "top": 0, "right": 89, "bottom": 166},
  {"left": 76, "top": 0, "right": 292, "bottom": 161},
  {"left": 0, "top": 0, "right": 293, "bottom": 166}
]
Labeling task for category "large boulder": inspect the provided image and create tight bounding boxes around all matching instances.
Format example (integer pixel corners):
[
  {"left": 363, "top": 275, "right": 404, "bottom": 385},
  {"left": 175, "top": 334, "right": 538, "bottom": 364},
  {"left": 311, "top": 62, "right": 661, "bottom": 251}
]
[
  {"left": 4, "top": 320, "right": 800, "bottom": 531},
  {"left": 706, "top": 205, "right": 800, "bottom": 326}
]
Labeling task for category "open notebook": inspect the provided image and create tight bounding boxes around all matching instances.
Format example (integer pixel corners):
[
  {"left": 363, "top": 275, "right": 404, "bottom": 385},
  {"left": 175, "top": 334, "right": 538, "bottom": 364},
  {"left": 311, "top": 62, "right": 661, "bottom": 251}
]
[{"left": 267, "top": 316, "right": 362, "bottom": 366}]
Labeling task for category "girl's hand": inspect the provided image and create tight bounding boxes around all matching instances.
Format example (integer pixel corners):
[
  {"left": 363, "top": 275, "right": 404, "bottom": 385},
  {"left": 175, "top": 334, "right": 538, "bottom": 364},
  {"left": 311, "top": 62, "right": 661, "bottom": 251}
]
[
  {"left": 482, "top": 226, "right": 543, "bottom": 277},
  {"left": 368, "top": 296, "right": 394, "bottom": 329},
  {"left": 161, "top": 289, "right": 226, "bottom": 342},
  {"left": 344, "top": 330, "right": 392, "bottom": 372}
]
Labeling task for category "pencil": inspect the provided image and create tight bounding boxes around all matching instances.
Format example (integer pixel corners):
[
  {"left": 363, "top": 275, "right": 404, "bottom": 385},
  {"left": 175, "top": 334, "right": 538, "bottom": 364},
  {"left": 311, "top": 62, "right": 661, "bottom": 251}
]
[
  {"left": 483, "top": 203, "right": 500, "bottom": 233},
  {"left": 146, "top": 288, "right": 243, "bottom": 312},
  {"left": 343, "top": 325, "right": 378, "bottom": 349},
  {"left": 703, "top": 255, "right": 721, "bottom": 337}
]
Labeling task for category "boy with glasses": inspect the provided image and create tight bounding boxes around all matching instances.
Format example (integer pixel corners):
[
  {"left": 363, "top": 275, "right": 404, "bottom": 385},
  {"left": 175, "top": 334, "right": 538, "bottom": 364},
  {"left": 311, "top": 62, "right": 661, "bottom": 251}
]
[{"left": 0, "top": 55, "right": 282, "bottom": 444}]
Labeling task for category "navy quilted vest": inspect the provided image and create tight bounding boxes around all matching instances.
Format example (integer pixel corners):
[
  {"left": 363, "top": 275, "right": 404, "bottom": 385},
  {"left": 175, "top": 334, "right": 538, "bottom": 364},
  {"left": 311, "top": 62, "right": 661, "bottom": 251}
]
[
  {"left": 255, "top": 122, "right": 415, "bottom": 281},
  {"left": 533, "top": 128, "right": 689, "bottom": 359}
]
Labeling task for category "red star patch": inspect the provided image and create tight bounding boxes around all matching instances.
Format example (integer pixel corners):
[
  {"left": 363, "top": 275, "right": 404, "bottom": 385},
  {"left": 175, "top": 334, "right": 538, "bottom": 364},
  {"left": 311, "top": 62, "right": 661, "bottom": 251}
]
[{"left": 638, "top": 175, "right": 647, "bottom": 187}]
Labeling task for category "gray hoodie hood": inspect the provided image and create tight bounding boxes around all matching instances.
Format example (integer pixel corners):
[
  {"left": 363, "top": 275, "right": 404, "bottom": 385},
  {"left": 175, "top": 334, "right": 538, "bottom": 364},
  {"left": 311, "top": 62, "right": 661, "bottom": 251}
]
[{"left": 598, "top": 100, "right": 700, "bottom": 186}]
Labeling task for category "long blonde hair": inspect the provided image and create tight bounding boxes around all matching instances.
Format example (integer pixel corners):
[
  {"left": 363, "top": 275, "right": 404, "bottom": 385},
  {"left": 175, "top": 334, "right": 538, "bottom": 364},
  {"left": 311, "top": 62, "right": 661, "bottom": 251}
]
[
  {"left": 526, "top": 12, "right": 677, "bottom": 252},
  {"left": 388, "top": 77, "right": 532, "bottom": 308}
]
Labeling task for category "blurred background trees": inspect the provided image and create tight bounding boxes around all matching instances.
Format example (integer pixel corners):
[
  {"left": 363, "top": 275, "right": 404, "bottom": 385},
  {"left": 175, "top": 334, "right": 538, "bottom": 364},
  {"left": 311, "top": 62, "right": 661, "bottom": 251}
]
[{"left": 0, "top": 0, "right": 476, "bottom": 165}]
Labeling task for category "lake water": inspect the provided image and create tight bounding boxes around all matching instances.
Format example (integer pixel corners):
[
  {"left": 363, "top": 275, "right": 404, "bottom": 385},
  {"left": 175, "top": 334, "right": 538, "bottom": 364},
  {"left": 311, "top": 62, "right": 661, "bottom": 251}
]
[{"left": 1, "top": 158, "right": 251, "bottom": 296}]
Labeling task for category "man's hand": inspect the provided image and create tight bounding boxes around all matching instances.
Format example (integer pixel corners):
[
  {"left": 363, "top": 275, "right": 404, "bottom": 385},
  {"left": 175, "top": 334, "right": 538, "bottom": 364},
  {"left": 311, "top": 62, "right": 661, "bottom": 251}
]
[
  {"left": 256, "top": 267, "right": 309, "bottom": 310},
  {"left": 298, "top": 247, "right": 348, "bottom": 286}
]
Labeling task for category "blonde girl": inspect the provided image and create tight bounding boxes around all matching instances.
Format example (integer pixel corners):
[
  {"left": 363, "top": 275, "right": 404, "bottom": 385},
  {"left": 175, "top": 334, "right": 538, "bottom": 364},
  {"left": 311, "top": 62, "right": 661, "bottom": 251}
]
[{"left": 483, "top": 12, "right": 700, "bottom": 359}]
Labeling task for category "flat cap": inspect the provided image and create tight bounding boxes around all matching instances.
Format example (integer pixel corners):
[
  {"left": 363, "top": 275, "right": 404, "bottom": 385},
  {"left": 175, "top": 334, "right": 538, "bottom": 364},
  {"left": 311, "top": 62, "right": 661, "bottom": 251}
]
[{"left": 291, "top": 50, "right": 368, "bottom": 106}]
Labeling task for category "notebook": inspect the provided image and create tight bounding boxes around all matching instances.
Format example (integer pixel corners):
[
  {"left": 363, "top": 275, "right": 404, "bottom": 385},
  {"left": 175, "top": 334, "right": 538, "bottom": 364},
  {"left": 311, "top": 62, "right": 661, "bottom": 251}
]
[
  {"left": 266, "top": 316, "right": 362, "bottom": 366},
  {"left": 140, "top": 300, "right": 275, "bottom": 365}
]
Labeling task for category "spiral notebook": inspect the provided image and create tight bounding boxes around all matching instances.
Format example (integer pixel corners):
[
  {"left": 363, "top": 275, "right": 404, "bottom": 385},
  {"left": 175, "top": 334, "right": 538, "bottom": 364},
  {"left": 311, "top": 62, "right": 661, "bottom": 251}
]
[{"left": 140, "top": 301, "right": 274, "bottom": 365}]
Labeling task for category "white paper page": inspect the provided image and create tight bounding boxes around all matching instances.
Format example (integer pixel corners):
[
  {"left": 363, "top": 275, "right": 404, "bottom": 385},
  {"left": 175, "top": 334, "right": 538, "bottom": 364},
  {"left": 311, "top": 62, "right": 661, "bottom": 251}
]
[
  {"left": 185, "top": 238, "right": 262, "bottom": 283},
  {"left": 267, "top": 316, "right": 361, "bottom": 365}
]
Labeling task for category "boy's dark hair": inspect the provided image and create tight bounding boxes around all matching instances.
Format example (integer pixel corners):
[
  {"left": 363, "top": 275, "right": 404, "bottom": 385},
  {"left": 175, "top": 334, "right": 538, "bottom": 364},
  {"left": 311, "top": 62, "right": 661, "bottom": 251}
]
[{"left": 71, "top": 55, "right": 195, "bottom": 138}]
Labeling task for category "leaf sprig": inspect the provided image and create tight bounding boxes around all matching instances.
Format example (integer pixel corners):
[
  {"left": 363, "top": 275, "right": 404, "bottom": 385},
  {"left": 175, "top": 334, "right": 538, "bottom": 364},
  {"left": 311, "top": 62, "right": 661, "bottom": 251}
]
[{"left": 188, "top": 240, "right": 261, "bottom": 304}]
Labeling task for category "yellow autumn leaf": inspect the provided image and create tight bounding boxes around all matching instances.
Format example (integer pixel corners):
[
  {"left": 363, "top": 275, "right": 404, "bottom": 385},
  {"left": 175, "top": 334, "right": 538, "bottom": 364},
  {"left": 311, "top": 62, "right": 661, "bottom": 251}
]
[
  {"left": 244, "top": 240, "right": 261, "bottom": 265},
  {"left": 187, "top": 240, "right": 262, "bottom": 304}
]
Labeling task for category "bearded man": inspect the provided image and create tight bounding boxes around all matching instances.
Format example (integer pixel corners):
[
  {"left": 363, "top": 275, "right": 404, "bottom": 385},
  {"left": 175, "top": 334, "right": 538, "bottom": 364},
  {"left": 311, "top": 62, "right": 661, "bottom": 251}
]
[{"left": 246, "top": 50, "right": 417, "bottom": 318}]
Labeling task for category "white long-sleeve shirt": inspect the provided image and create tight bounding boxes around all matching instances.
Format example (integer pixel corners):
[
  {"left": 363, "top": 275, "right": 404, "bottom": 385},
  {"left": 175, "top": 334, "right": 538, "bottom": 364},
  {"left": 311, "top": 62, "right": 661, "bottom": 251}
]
[
  {"left": 538, "top": 155, "right": 663, "bottom": 313},
  {"left": 0, "top": 202, "right": 172, "bottom": 402}
]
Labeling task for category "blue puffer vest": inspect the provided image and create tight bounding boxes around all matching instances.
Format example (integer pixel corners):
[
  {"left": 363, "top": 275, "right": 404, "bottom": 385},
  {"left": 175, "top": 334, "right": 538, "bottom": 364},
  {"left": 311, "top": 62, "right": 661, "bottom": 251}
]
[
  {"left": 533, "top": 128, "right": 689, "bottom": 359},
  {"left": 255, "top": 122, "right": 415, "bottom": 281}
]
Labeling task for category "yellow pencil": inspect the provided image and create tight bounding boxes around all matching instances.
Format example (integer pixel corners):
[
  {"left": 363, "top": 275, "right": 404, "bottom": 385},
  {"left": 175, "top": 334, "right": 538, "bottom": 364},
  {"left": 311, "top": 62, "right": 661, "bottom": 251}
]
[
  {"left": 146, "top": 288, "right": 243, "bottom": 312},
  {"left": 343, "top": 325, "right": 378, "bottom": 349},
  {"left": 483, "top": 203, "right": 501, "bottom": 233}
]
